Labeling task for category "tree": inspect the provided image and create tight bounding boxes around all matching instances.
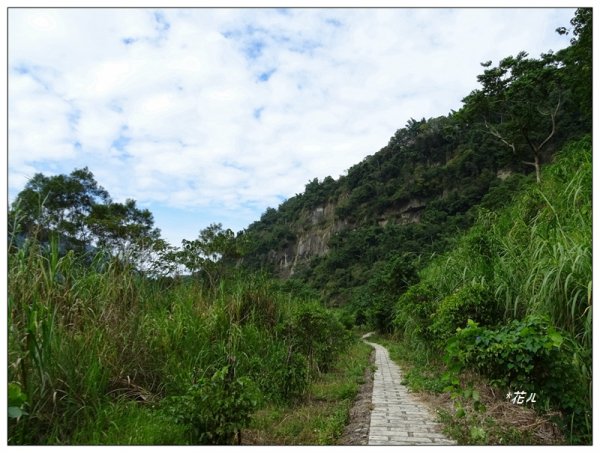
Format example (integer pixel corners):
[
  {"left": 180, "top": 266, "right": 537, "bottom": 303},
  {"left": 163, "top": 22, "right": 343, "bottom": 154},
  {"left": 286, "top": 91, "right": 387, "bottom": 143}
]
[
  {"left": 178, "top": 223, "right": 240, "bottom": 287},
  {"left": 10, "top": 168, "right": 170, "bottom": 275},
  {"left": 556, "top": 8, "right": 592, "bottom": 128},
  {"left": 87, "top": 198, "right": 162, "bottom": 265},
  {"left": 10, "top": 167, "right": 110, "bottom": 248},
  {"left": 365, "top": 254, "right": 418, "bottom": 333},
  {"left": 465, "top": 52, "right": 564, "bottom": 183}
]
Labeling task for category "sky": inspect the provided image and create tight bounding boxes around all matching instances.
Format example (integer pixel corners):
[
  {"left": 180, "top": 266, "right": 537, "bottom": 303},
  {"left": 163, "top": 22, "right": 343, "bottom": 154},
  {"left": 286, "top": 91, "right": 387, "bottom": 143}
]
[{"left": 8, "top": 6, "right": 576, "bottom": 248}]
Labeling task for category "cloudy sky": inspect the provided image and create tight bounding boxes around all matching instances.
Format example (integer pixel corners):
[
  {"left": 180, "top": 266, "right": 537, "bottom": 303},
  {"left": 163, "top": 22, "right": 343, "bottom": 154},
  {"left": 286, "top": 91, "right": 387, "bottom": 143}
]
[{"left": 8, "top": 7, "right": 575, "bottom": 247}]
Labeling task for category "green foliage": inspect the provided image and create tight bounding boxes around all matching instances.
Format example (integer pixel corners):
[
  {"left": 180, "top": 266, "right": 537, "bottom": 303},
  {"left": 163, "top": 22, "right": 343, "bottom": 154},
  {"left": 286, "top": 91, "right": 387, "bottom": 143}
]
[
  {"left": 245, "top": 340, "right": 371, "bottom": 445},
  {"left": 479, "top": 173, "right": 531, "bottom": 210},
  {"left": 555, "top": 8, "right": 592, "bottom": 128},
  {"left": 178, "top": 223, "right": 242, "bottom": 287},
  {"left": 430, "top": 283, "right": 500, "bottom": 345},
  {"left": 283, "top": 303, "right": 352, "bottom": 375},
  {"left": 355, "top": 254, "right": 418, "bottom": 333},
  {"left": 163, "top": 366, "right": 259, "bottom": 445},
  {"left": 445, "top": 316, "right": 587, "bottom": 434},
  {"left": 408, "top": 135, "right": 592, "bottom": 442},
  {"left": 7, "top": 232, "right": 350, "bottom": 445},
  {"left": 393, "top": 282, "right": 437, "bottom": 341},
  {"left": 8, "top": 381, "right": 29, "bottom": 443},
  {"left": 447, "top": 317, "right": 556, "bottom": 389},
  {"left": 69, "top": 402, "right": 188, "bottom": 445},
  {"left": 8, "top": 382, "right": 28, "bottom": 419},
  {"left": 240, "top": 11, "right": 591, "bottom": 332},
  {"left": 10, "top": 167, "right": 167, "bottom": 275},
  {"left": 8, "top": 9, "right": 591, "bottom": 445},
  {"left": 10, "top": 167, "right": 110, "bottom": 247}
]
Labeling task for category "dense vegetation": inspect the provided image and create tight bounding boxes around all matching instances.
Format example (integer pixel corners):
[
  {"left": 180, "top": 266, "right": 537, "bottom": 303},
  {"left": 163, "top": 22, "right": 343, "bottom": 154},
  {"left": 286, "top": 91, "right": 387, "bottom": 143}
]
[
  {"left": 8, "top": 169, "right": 356, "bottom": 444},
  {"left": 395, "top": 137, "right": 592, "bottom": 442},
  {"left": 7, "top": 8, "right": 591, "bottom": 446},
  {"left": 239, "top": 9, "right": 592, "bottom": 444},
  {"left": 242, "top": 9, "right": 591, "bottom": 312},
  {"left": 7, "top": 236, "right": 355, "bottom": 444}
]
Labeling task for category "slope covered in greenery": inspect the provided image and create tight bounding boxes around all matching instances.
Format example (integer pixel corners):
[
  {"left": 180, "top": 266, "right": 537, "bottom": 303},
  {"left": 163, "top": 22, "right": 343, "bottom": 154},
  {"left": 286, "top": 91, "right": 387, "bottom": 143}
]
[
  {"left": 241, "top": 9, "right": 592, "bottom": 329},
  {"left": 237, "top": 9, "right": 592, "bottom": 444},
  {"left": 393, "top": 136, "right": 591, "bottom": 443}
]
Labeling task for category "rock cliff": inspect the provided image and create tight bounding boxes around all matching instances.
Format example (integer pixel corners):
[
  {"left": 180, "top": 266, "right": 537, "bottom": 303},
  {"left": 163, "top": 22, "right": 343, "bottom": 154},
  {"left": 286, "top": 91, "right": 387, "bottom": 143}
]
[{"left": 269, "top": 197, "right": 427, "bottom": 277}]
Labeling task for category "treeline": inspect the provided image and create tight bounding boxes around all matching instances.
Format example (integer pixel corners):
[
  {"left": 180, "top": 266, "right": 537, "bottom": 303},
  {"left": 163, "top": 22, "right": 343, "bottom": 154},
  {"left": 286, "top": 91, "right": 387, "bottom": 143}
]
[{"left": 8, "top": 166, "right": 250, "bottom": 285}]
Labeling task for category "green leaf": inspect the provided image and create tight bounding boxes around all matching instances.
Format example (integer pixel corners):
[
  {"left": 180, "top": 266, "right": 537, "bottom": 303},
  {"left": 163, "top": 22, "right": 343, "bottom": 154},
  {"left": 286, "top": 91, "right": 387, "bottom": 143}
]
[
  {"left": 474, "top": 401, "right": 487, "bottom": 413},
  {"left": 8, "top": 406, "right": 26, "bottom": 419},
  {"left": 548, "top": 331, "right": 563, "bottom": 347},
  {"left": 8, "top": 382, "right": 26, "bottom": 407},
  {"left": 470, "top": 426, "right": 486, "bottom": 441}
]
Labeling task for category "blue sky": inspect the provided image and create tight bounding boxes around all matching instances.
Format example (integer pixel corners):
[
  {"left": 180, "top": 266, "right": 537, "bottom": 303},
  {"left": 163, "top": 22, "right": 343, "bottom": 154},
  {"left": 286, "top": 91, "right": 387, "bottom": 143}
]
[{"left": 8, "top": 7, "right": 575, "bottom": 247}]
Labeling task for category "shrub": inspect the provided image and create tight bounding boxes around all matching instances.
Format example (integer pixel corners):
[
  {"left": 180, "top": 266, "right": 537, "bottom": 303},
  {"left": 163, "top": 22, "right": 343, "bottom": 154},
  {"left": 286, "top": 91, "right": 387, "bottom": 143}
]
[
  {"left": 445, "top": 316, "right": 587, "bottom": 434},
  {"left": 163, "top": 366, "right": 259, "bottom": 445},
  {"left": 430, "top": 283, "right": 499, "bottom": 345},
  {"left": 393, "top": 282, "right": 437, "bottom": 341},
  {"left": 283, "top": 303, "right": 352, "bottom": 375},
  {"left": 242, "top": 335, "right": 309, "bottom": 402}
]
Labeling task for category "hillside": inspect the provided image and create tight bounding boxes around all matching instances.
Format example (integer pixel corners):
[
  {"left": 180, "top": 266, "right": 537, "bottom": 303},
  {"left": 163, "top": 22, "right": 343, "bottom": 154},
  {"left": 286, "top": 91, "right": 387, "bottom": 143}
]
[
  {"left": 389, "top": 135, "right": 592, "bottom": 443},
  {"left": 240, "top": 9, "right": 591, "bottom": 316}
]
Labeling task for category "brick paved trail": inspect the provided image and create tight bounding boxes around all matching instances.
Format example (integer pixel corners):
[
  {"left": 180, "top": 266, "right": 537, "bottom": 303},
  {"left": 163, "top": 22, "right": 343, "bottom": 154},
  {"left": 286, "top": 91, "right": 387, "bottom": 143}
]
[{"left": 363, "top": 333, "right": 456, "bottom": 446}]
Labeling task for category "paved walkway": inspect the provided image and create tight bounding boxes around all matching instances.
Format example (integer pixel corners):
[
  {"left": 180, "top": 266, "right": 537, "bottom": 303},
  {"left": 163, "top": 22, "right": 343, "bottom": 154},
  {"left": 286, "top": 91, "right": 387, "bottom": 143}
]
[{"left": 363, "top": 333, "right": 456, "bottom": 446}]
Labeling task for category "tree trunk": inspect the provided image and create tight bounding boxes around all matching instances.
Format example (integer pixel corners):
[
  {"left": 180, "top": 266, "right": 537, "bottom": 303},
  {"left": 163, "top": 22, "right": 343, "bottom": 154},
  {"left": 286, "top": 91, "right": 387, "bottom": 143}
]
[{"left": 534, "top": 153, "right": 541, "bottom": 184}]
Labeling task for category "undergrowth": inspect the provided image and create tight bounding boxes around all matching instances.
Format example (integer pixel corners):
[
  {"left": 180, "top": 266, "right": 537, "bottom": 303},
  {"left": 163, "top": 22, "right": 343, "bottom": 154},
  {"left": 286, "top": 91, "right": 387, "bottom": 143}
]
[
  {"left": 387, "top": 136, "right": 592, "bottom": 444},
  {"left": 7, "top": 236, "right": 352, "bottom": 445},
  {"left": 241, "top": 339, "right": 372, "bottom": 445}
]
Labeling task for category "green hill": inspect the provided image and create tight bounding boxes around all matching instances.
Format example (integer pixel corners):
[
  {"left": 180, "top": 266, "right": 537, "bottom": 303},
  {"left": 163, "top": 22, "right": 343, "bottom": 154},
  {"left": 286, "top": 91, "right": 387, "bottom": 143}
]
[{"left": 240, "top": 9, "right": 591, "bottom": 320}]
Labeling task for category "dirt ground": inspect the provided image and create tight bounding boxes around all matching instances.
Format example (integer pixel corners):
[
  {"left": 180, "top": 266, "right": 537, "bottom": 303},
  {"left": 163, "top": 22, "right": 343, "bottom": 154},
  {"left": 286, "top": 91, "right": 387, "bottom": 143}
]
[{"left": 337, "top": 349, "right": 375, "bottom": 445}]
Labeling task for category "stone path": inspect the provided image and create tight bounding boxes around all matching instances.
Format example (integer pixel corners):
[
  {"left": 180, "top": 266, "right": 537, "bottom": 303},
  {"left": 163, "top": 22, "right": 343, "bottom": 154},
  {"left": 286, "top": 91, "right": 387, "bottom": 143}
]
[{"left": 363, "top": 333, "right": 456, "bottom": 446}]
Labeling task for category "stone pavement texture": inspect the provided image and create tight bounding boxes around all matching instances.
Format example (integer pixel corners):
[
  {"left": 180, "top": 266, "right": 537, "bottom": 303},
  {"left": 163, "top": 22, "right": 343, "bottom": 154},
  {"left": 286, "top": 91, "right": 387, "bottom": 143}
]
[{"left": 363, "top": 334, "right": 456, "bottom": 446}]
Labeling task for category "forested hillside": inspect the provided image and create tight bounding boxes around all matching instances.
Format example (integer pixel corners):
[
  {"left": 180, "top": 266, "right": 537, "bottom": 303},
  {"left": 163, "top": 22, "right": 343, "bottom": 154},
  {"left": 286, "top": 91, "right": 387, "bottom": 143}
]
[{"left": 241, "top": 9, "right": 591, "bottom": 321}]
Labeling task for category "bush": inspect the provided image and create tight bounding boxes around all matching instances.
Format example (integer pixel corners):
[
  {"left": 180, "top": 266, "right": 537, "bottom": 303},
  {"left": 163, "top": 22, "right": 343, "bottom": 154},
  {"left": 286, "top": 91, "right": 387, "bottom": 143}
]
[
  {"left": 430, "top": 283, "right": 499, "bottom": 345},
  {"left": 334, "top": 308, "right": 355, "bottom": 330},
  {"left": 243, "top": 337, "right": 309, "bottom": 402},
  {"left": 393, "top": 282, "right": 437, "bottom": 341},
  {"left": 164, "top": 366, "right": 259, "bottom": 445},
  {"left": 445, "top": 316, "right": 587, "bottom": 433},
  {"left": 283, "top": 303, "right": 352, "bottom": 375}
]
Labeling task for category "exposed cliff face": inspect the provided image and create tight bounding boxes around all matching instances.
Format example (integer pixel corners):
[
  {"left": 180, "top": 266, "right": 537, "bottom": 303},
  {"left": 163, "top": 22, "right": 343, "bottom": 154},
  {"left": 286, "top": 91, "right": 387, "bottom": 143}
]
[
  {"left": 270, "top": 198, "right": 427, "bottom": 277},
  {"left": 376, "top": 198, "right": 426, "bottom": 227},
  {"left": 268, "top": 202, "right": 344, "bottom": 276}
]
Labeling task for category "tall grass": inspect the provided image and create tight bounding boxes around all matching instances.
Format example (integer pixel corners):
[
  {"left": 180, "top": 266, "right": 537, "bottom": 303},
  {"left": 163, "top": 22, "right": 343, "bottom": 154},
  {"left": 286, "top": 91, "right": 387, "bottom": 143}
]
[
  {"left": 8, "top": 230, "right": 350, "bottom": 444},
  {"left": 410, "top": 135, "right": 592, "bottom": 441},
  {"left": 421, "top": 136, "right": 591, "bottom": 341}
]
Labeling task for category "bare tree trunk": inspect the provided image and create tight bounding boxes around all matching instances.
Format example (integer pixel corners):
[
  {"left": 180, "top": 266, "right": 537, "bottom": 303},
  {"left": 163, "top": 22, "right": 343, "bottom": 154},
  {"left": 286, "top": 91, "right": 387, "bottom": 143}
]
[{"left": 533, "top": 154, "right": 541, "bottom": 184}]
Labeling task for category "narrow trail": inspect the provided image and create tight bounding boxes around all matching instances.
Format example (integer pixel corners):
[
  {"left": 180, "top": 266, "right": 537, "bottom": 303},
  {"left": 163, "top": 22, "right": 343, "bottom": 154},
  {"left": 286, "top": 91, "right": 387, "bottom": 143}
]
[{"left": 362, "top": 333, "right": 456, "bottom": 446}]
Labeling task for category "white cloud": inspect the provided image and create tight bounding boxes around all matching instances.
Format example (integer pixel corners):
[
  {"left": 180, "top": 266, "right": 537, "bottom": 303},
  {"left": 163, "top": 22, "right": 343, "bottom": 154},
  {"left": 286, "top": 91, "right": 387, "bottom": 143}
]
[{"left": 8, "top": 7, "right": 575, "bottom": 244}]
